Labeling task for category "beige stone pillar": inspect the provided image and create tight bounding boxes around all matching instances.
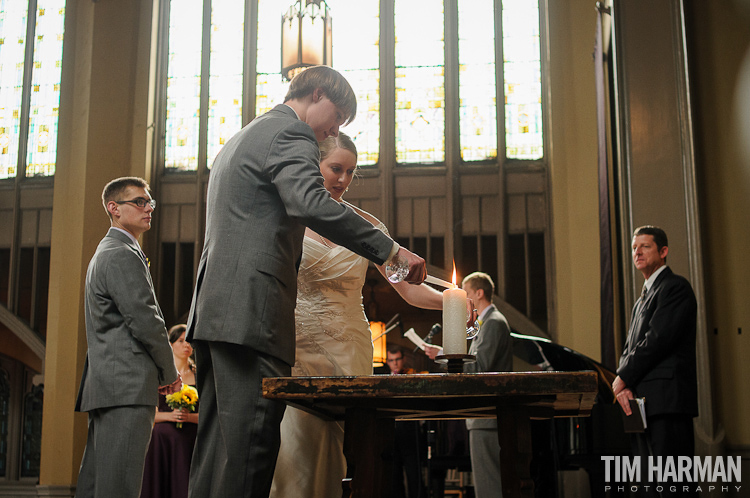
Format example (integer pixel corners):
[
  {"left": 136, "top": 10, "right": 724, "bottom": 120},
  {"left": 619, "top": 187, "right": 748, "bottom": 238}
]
[{"left": 38, "top": 0, "right": 156, "bottom": 495}]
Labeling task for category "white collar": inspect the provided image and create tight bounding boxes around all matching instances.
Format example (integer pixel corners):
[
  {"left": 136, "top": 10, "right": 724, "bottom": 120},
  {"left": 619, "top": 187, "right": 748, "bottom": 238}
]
[
  {"left": 644, "top": 265, "right": 668, "bottom": 291},
  {"left": 282, "top": 103, "right": 300, "bottom": 120},
  {"left": 478, "top": 304, "right": 494, "bottom": 322},
  {"left": 111, "top": 227, "right": 142, "bottom": 250}
]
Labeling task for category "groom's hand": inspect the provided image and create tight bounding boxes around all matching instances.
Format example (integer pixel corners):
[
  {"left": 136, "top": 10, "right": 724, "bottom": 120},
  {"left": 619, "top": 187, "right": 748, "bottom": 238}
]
[{"left": 398, "top": 247, "right": 426, "bottom": 284}]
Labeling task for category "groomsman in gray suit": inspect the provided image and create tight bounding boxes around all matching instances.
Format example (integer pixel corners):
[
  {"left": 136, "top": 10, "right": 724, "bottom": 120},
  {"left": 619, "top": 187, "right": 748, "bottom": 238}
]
[
  {"left": 424, "top": 272, "right": 511, "bottom": 497},
  {"left": 462, "top": 272, "right": 512, "bottom": 498},
  {"left": 186, "top": 66, "right": 426, "bottom": 498},
  {"left": 75, "top": 177, "right": 181, "bottom": 498}
]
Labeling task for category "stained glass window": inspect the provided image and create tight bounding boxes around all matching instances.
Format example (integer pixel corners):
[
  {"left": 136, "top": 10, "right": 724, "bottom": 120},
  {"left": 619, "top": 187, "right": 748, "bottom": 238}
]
[
  {"left": 20, "top": 384, "right": 43, "bottom": 478},
  {"left": 394, "top": 0, "right": 445, "bottom": 164},
  {"left": 207, "top": 0, "right": 244, "bottom": 168},
  {"left": 0, "top": 0, "right": 65, "bottom": 179},
  {"left": 0, "top": 0, "right": 29, "bottom": 179},
  {"left": 503, "top": 0, "right": 543, "bottom": 159},
  {"left": 327, "top": 0, "right": 379, "bottom": 166},
  {"left": 458, "top": 0, "right": 497, "bottom": 162},
  {"left": 165, "top": 0, "right": 202, "bottom": 171},
  {"left": 25, "top": 0, "right": 65, "bottom": 177},
  {"left": 0, "top": 369, "right": 8, "bottom": 477},
  {"left": 256, "top": 0, "right": 379, "bottom": 166},
  {"left": 256, "top": 0, "right": 289, "bottom": 117},
  {"left": 168, "top": 0, "right": 543, "bottom": 171}
]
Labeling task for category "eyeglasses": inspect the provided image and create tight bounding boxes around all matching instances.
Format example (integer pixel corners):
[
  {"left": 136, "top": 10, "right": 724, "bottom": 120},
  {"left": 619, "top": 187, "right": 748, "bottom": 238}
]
[{"left": 115, "top": 197, "right": 156, "bottom": 209}]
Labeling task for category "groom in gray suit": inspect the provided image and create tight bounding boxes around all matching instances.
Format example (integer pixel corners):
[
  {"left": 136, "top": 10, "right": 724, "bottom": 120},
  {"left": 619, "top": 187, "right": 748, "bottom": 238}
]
[
  {"left": 186, "top": 66, "right": 426, "bottom": 498},
  {"left": 75, "top": 177, "right": 181, "bottom": 498}
]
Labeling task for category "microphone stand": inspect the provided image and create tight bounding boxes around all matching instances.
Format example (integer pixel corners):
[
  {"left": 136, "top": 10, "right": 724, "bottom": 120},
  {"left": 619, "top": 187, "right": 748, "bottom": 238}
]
[
  {"left": 414, "top": 323, "right": 441, "bottom": 353},
  {"left": 372, "top": 321, "right": 401, "bottom": 342}
]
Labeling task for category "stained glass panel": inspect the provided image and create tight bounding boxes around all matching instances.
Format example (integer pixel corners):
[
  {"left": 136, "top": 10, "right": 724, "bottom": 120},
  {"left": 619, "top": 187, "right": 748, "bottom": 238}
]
[
  {"left": 165, "top": 0, "right": 202, "bottom": 171},
  {"left": 0, "top": 370, "right": 8, "bottom": 477},
  {"left": 207, "top": 0, "right": 244, "bottom": 168},
  {"left": 20, "top": 384, "right": 43, "bottom": 478},
  {"left": 458, "top": 0, "right": 497, "bottom": 162},
  {"left": 256, "top": 0, "right": 380, "bottom": 166},
  {"left": 395, "top": 0, "right": 444, "bottom": 164},
  {"left": 256, "top": 0, "right": 289, "bottom": 117},
  {"left": 25, "top": 0, "right": 65, "bottom": 177},
  {"left": 503, "top": 0, "right": 542, "bottom": 160},
  {"left": 0, "top": 0, "right": 29, "bottom": 179},
  {"left": 327, "top": 0, "right": 379, "bottom": 166}
]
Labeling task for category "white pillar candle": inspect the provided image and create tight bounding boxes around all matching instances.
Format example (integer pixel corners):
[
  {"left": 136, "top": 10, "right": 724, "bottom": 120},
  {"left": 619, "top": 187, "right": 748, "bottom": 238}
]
[{"left": 442, "top": 286, "right": 467, "bottom": 355}]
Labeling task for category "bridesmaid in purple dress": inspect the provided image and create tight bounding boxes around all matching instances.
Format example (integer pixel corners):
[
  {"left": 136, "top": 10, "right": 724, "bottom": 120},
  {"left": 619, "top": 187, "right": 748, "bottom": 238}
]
[{"left": 141, "top": 324, "right": 199, "bottom": 498}]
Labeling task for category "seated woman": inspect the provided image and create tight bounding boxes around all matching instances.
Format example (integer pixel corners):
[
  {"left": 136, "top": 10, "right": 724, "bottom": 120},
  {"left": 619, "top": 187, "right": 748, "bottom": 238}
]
[
  {"left": 140, "top": 324, "right": 199, "bottom": 498},
  {"left": 270, "top": 133, "right": 454, "bottom": 498}
]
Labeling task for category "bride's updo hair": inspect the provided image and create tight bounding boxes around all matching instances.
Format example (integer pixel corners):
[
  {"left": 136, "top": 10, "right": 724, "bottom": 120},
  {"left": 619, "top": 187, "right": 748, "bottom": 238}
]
[{"left": 319, "top": 132, "right": 358, "bottom": 166}]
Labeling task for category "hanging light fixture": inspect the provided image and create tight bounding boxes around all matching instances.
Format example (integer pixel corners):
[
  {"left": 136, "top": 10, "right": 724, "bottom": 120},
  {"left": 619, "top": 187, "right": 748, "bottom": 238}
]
[
  {"left": 281, "top": 0, "right": 333, "bottom": 81},
  {"left": 370, "top": 321, "right": 387, "bottom": 367}
]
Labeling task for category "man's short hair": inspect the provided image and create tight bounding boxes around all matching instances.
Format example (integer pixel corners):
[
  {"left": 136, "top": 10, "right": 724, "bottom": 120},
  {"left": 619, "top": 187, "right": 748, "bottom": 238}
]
[
  {"left": 387, "top": 344, "right": 404, "bottom": 357},
  {"left": 284, "top": 65, "right": 357, "bottom": 126},
  {"left": 633, "top": 225, "right": 669, "bottom": 251},
  {"left": 462, "top": 272, "right": 495, "bottom": 299},
  {"left": 102, "top": 177, "right": 150, "bottom": 219}
]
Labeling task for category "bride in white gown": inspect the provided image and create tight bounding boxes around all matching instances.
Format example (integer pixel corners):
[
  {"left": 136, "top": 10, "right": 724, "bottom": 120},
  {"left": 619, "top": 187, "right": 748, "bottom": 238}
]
[{"left": 270, "top": 133, "right": 445, "bottom": 498}]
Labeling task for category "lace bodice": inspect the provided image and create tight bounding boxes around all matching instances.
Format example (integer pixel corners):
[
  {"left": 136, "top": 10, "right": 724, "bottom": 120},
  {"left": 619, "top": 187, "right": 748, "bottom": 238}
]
[{"left": 292, "top": 223, "right": 387, "bottom": 377}]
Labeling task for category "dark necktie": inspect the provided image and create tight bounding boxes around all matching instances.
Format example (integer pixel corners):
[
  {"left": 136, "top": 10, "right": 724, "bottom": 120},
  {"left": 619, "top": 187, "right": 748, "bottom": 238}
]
[{"left": 640, "top": 284, "right": 647, "bottom": 301}]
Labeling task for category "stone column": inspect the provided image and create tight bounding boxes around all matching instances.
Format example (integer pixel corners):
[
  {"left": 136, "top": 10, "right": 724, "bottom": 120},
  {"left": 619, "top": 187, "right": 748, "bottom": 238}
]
[{"left": 38, "top": 0, "right": 157, "bottom": 495}]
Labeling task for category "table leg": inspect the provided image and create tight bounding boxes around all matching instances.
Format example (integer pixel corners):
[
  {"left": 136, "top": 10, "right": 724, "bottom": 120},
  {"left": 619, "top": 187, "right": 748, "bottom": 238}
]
[
  {"left": 497, "top": 405, "right": 535, "bottom": 498},
  {"left": 342, "top": 407, "right": 394, "bottom": 498}
]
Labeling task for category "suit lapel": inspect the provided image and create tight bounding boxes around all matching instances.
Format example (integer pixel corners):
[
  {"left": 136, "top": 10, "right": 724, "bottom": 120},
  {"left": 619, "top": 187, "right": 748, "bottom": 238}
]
[
  {"left": 105, "top": 229, "right": 162, "bottom": 320},
  {"left": 624, "top": 267, "right": 672, "bottom": 353},
  {"left": 106, "top": 228, "right": 153, "bottom": 278}
]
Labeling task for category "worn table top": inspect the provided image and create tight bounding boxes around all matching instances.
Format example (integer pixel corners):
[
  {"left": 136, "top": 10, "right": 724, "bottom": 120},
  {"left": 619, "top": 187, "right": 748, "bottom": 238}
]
[{"left": 262, "top": 370, "right": 597, "bottom": 421}]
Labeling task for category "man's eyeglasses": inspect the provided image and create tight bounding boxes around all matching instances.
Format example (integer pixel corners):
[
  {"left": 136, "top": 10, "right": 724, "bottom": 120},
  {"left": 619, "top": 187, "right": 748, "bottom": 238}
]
[{"left": 115, "top": 197, "right": 156, "bottom": 209}]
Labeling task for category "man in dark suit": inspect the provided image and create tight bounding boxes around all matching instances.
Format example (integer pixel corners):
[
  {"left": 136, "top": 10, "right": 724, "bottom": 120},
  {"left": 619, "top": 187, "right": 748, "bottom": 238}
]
[
  {"left": 461, "top": 272, "right": 513, "bottom": 498},
  {"left": 186, "top": 66, "right": 426, "bottom": 498},
  {"left": 613, "top": 225, "right": 698, "bottom": 496},
  {"left": 75, "top": 177, "right": 181, "bottom": 498}
]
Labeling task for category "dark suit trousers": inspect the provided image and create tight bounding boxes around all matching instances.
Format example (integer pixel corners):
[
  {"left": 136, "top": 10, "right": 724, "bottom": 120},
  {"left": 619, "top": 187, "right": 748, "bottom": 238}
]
[
  {"left": 631, "top": 415, "right": 696, "bottom": 498},
  {"left": 76, "top": 405, "right": 155, "bottom": 498},
  {"left": 188, "top": 341, "right": 290, "bottom": 498}
]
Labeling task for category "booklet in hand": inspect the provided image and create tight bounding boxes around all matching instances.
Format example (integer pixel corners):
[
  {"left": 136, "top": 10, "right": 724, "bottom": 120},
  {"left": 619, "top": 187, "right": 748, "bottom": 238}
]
[{"left": 621, "top": 397, "right": 647, "bottom": 433}]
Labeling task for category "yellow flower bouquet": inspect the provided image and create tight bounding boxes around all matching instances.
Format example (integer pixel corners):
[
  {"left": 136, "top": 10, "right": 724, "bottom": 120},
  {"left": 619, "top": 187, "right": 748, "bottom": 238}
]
[{"left": 165, "top": 384, "right": 199, "bottom": 428}]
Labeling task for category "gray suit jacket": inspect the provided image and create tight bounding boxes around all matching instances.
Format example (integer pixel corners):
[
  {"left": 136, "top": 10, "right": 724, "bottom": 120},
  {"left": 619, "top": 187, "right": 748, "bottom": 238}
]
[
  {"left": 187, "top": 104, "right": 394, "bottom": 365},
  {"left": 75, "top": 228, "right": 179, "bottom": 412},
  {"left": 464, "top": 304, "right": 513, "bottom": 430}
]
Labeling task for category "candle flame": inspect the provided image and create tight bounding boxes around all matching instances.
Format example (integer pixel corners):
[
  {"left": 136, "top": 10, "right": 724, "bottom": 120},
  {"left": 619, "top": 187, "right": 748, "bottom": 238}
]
[{"left": 451, "top": 261, "right": 457, "bottom": 288}]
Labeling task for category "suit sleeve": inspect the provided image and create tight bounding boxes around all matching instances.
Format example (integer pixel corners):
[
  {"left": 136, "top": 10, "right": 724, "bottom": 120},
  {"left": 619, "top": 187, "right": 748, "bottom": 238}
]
[
  {"left": 474, "top": 315, "right": 513, "bottom": 373},
  {"left": 617, "top": 278, "right": 696, "bottom": 387},
  {"left": 267, "top": 122, "right": 394, "bottom": 265},
  {"left": 106, "top": 249, "right": 179, "bottom": 386}
]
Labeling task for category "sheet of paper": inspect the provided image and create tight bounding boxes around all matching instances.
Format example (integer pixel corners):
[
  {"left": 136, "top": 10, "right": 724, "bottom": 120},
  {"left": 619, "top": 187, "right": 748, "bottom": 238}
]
[{"left": 405, "top": 328, "right": 443, "bottom": 354}]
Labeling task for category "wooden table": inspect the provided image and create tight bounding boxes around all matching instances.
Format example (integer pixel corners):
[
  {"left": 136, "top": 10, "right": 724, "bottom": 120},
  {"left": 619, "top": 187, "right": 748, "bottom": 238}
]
[{"left": 263, "top": 371, "right": 597, "bottom": 498}]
